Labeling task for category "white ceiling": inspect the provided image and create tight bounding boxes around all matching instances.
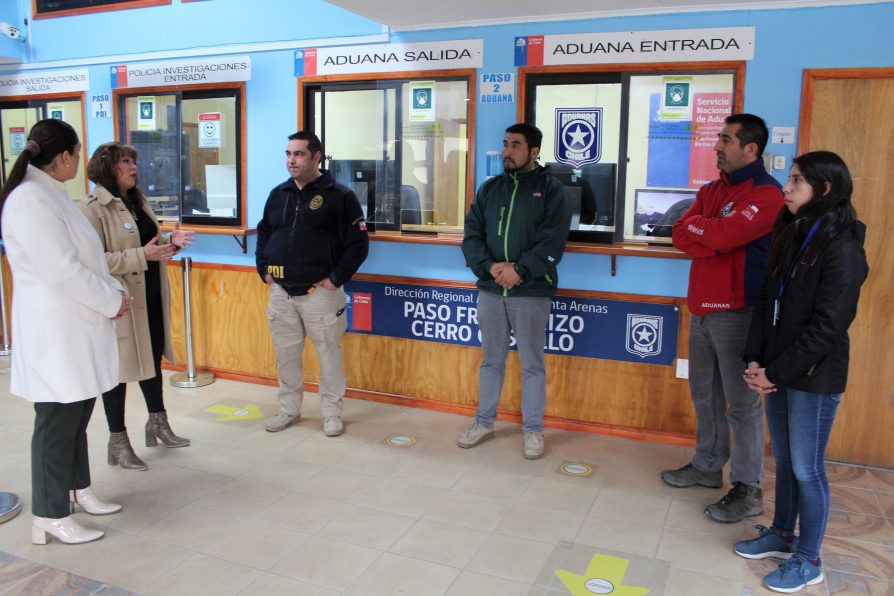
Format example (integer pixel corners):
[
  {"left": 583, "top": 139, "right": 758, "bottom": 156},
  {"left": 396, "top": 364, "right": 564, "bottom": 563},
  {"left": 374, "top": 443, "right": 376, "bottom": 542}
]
[{"left": 325, "top": 0, "right": 884, "bottom": 31}]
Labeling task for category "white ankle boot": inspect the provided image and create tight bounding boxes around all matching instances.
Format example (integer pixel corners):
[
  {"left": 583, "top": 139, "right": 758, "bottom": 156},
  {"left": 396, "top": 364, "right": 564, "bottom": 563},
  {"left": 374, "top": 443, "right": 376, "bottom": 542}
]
[
  {"left": 32, "top": 515, "right": 104, "bottom": 545},
  {"left": 70, "top": 486, "right": 122, "bottom": 515}
]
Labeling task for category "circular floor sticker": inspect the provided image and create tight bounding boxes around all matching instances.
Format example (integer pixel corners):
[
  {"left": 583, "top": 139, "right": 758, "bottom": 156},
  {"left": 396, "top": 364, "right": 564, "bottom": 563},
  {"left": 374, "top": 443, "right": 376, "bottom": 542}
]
[
  {"left": 560, "top": 462, "right": 594, "bottom": 477},
  {"left": 585, "top": 578, "right": 615, "bottom": 594},
  {"left": 386, "top": 434, "right": 417, "bottom": 447}
]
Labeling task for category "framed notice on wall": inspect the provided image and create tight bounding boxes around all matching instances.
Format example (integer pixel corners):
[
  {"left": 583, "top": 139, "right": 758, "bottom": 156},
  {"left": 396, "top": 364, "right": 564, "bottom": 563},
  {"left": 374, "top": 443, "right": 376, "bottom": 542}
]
[{"left": 34, "top": 0, "right": 170, "bottom": 19}]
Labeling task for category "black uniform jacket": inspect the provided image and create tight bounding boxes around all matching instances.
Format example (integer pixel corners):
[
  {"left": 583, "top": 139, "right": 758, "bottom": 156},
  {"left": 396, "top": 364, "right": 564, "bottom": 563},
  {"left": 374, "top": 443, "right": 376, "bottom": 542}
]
[
  {"left": 256, "top": 170, "right": 369, "bottom": 295},
  {"left": 743, "top": 220, "right": 868, "bottom": 394}
]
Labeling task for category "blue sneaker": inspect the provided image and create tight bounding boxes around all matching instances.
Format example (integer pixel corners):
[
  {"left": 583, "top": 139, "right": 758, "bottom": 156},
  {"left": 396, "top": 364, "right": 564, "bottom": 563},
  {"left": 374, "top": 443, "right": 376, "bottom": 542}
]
[
  {"left": 764, "top": 554, "right": 824, "bottom": 593},
  {"left": 734, "top": 525, "right": 796, "bottom": 560}
]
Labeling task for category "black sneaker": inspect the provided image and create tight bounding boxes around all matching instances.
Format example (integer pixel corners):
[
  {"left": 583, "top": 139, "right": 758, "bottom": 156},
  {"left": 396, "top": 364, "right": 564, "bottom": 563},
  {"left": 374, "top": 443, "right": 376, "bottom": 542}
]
[
  {"left": 660, "top": 463, "right": 723, "bottom": 488},
  {"left": 705, "top": 482, "right": 763, "bottom": 523}
]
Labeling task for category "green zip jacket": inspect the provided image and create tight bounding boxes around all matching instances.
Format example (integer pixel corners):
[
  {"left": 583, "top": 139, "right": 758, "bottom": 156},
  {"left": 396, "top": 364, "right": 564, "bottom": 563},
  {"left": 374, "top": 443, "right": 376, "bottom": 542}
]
[{"left": 462, "top": 164, "right": 572, "bottom": 297}]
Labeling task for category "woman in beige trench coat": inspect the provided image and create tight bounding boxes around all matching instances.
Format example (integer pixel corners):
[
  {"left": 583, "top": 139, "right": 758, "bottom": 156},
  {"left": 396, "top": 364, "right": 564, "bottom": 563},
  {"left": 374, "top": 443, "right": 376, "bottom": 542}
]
[
  {"left": 1, "top": 119, "right": 130, "bottom": 545},
  {"left": 80, "top": 142, "right": 193, "bottom": 470}
]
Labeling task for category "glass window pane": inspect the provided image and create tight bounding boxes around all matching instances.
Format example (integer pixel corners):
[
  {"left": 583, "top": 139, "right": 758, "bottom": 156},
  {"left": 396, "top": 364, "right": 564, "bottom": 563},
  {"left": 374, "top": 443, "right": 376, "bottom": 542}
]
[
  {"left": 48, "top": 100, "right": 88, "bottom": 199},
  {"left": 121, "top": 94, "right": 181, "bottom": 221},
  {"left": 400, "top": 79, "right": 468, "bottom": 234},
  {"left": 182, "top": 95, "right": 238, "bottom": 220},
  {"left": 533, "top": 83, "right": 622, "bottom": 234},
  {"left": 323, "top": 88, "right": 395, "bottom": 227},
  {"left": 311, "top": 77, "right": 470, "bottom": 234},
  {"left": 0, "top": 106, "right": 41, "bottom": 187},
  {"left": 623, "top": 73, "right": 735, "bottom": 242}
]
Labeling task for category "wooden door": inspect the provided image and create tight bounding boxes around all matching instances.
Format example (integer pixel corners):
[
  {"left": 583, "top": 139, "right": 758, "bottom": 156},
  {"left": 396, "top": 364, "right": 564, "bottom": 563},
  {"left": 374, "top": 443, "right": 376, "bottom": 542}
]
[{"left": 800, "top": 68, "right": 894, "bottom": 467}]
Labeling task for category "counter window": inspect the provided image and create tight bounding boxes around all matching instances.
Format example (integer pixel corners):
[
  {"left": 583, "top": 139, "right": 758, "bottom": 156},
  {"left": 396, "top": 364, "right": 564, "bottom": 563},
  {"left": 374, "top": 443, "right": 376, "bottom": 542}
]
[
  {"left": 302, "top": 74, "right": 472, "bottom": 234},
  {"left": 0, "top": 97, "right": 87, "bottom": 199},
  {"left": 115, "top": 86, "right": 244, "bottom": 226},
  {"left": 523, "top": 66, "right": 740, "bottom": 244}
]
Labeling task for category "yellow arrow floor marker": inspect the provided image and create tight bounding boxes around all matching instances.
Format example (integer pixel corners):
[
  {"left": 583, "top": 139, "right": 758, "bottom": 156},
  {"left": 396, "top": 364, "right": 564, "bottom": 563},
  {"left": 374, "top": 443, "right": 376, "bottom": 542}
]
[
  {"left": 205, "top": 404, "right": 265, "bottom": 421},
  {"left": 556, "top": 553, "right": 650, "bottom": 595}
]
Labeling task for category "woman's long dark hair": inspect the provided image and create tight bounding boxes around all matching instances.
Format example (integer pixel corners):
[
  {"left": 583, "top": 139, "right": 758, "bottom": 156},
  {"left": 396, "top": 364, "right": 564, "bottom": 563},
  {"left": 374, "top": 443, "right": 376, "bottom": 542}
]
[
  {"left": 0, "top": 118, "right": 80, "bottom": 214},
  {"left": 86, "top": 142, "right": 147, "bottom": 212},
  {"left": 768, "top": 150, "right": 858, "bottom": 277}
]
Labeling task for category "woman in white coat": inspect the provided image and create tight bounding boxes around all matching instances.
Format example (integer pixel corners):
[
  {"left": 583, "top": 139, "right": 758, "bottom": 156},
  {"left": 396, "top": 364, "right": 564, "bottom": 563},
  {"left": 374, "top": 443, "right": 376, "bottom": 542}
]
[{"left": 0, "top": 119, "right": 131, "bottom": 545}]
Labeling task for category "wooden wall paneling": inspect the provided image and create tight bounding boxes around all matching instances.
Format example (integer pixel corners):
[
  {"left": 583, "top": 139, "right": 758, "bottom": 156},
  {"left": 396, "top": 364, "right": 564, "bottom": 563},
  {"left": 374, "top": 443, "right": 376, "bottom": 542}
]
[
  {"left": 801, "top": 70, "right": 894, "bottom": 467},
  {"left": 166, "top": 264, "right": 698, "bottom": 441}
]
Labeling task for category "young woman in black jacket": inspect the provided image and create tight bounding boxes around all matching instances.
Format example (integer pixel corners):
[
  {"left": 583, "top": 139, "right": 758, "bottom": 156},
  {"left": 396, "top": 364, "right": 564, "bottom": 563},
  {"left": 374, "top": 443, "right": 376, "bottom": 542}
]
[{"left": 733, "top": 151, "right": 869, "bottom": 593}]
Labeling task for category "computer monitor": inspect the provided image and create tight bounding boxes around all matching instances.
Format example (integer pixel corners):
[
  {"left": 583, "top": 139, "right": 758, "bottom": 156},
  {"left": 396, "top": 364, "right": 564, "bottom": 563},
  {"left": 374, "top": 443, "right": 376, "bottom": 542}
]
[
  {"left": 546, "top": 161, "right": 617, "bottom": 242},
  {"left": 630, "top": 188, "right": 697, "bottom": 244}
]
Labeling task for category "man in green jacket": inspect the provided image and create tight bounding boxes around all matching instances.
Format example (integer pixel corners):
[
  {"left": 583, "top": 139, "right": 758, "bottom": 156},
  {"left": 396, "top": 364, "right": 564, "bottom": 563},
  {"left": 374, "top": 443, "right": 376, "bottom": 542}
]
[{"left": 459, "top": 123, "right": 572, "bottom": 459}]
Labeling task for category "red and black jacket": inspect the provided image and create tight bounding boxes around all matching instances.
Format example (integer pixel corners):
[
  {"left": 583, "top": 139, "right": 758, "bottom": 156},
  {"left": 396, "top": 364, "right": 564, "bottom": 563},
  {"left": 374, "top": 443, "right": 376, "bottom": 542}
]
[{"left": 672, "top": 159, "right": 783, "bottom": 316}]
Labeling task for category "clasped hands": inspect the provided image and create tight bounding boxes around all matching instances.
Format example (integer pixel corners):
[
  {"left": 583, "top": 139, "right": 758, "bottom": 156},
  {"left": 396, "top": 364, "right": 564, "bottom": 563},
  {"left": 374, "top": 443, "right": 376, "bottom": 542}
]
[
  {"left": 743, "top": 362, "right": 776, "bottom": 393},
  {"left": 489, "top": 261, "right": 522, "bottom": 289},
  {"left": 114, "top": 294, "right": 133, "bottom": 320}
]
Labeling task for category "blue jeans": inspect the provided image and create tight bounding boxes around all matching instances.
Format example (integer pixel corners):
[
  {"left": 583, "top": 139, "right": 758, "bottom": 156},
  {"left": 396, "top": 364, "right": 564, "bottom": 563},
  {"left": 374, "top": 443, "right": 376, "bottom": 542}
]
[{"left": 766, "top": 386, "right": 841, "bottom": 561}]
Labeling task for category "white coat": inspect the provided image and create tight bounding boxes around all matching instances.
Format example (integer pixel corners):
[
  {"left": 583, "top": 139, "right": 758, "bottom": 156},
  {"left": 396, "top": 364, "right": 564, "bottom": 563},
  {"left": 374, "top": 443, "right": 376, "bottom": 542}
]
[{"left": 2, "top": 165, "right": 123, "bottom": 403}]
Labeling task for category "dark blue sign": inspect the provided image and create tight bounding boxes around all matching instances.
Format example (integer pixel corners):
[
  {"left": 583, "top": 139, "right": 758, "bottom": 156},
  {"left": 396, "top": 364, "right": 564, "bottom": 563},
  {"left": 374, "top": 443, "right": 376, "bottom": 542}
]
[{"left": 344, "top": 280, "right": 679, "bottom": 366}]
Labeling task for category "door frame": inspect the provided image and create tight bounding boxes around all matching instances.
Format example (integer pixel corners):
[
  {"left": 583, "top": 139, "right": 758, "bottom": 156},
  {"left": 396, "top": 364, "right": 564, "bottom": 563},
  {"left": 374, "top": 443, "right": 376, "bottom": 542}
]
[{"left": 798, "top": 67, "right": 894, "bottom": 151}]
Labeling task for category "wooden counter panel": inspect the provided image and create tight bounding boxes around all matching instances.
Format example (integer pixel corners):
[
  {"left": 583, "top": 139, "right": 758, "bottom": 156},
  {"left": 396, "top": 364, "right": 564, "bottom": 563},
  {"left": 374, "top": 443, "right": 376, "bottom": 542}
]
[{"left": 166, "top": 265, "right": 696, "bottom": 436}]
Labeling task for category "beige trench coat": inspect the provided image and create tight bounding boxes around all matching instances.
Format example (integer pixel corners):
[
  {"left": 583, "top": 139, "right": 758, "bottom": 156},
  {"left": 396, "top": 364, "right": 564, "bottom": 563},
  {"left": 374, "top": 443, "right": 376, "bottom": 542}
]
[{"left": 80, "top": 185, "right": 175, "bottom": 383}]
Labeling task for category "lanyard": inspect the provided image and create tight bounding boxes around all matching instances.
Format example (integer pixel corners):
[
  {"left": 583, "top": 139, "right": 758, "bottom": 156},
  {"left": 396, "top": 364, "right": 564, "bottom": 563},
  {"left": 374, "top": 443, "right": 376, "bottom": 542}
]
[{"left": 774, "top": 218, "right": 821, "bottom": 325}]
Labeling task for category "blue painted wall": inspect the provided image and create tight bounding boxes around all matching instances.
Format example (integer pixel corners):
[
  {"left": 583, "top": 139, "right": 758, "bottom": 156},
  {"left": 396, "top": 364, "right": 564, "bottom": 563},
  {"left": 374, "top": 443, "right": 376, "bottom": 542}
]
[
  {"left": 0, "top": 1, "right": 25, "bottom": 62},
  {"left": 6, "top": 0, "right": 894, "bottom": 297}
]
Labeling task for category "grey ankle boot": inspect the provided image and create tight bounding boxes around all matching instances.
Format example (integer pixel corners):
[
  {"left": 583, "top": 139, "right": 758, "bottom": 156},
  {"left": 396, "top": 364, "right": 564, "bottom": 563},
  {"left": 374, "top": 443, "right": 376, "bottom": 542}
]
[
  {"left": 108, "top": 431, "right": 148, "bottom": 471},
  {"left": 145, "top": 411, "right": 190, "bottom": 448}
]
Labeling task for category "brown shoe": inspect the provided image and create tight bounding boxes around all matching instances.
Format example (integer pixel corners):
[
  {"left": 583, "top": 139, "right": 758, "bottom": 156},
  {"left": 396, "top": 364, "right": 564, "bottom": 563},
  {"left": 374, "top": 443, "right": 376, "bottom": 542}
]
[
  {"left": 108, "top": 431, "right": 148, "bottom": 471},
  {"left": 145, "top": 411, "right": 190, "bottom": 448}
]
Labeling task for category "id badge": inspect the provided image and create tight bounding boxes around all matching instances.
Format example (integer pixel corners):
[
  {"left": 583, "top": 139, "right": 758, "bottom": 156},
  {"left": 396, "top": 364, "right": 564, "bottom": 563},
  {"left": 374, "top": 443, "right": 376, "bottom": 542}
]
[{"left": 773, "top": 299, "right": 780, "bottom": 327}]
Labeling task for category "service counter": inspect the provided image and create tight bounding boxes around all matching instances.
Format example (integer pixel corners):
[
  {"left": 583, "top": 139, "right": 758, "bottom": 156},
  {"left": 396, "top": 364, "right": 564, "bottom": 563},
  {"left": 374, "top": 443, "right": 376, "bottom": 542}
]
[{"left": 165, "top": 260, "right": 698, "bottom": 445}]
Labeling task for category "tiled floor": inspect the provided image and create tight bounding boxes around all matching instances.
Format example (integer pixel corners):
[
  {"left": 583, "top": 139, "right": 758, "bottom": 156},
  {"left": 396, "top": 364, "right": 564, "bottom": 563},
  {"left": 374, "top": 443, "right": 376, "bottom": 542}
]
[{"left": 0, "top": 363, "right": 892, "bottom": 595}]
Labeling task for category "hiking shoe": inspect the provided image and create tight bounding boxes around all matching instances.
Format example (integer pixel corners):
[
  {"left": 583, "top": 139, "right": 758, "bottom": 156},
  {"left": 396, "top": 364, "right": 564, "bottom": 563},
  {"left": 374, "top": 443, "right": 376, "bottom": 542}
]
[
  {"left": 323, "top": 416, "right": 344, "bottom": 437},
  {"left": 705, "top": 482, "right": 763, "bottom": 523},
  {"left": 523, "top": 431, "right": 544, "bottom": 460},
  {"left": 457, "top": 421, "right": 494, "bottom": 448},
  {"left": 265, "top": 411, "right": 299, "bottom": 432},
  {"left": 764, "top": 554, "right": 824, "bottom": 593},
  {"left": 660, "top": 463, "right": 722, "bottom": 488},
  {"left": 735, "top": 525, "right": 796, "bottom": 560}
]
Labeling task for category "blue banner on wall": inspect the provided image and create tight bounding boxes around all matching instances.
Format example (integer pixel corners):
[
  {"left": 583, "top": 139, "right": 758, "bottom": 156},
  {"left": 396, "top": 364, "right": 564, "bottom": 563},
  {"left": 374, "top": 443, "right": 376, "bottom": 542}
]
[{"left": 344, "top": 280, "right": 679, "bottom": 366}]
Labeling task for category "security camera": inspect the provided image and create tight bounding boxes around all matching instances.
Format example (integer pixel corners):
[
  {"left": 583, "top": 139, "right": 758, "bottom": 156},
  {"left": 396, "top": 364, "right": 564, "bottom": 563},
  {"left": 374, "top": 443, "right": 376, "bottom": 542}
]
[{"left": 0, "top": 22, "right": 26, "bottom": 43}]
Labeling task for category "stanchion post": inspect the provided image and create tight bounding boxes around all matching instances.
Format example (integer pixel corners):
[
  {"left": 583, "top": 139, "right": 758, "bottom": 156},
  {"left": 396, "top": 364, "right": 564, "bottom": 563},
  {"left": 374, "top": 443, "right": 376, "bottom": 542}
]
[
  {"left": 0, "top": 246, "right": 11, "bottom": 356},
  {"left": 171, "top": 257, "right": 214, "bottom": 388}
]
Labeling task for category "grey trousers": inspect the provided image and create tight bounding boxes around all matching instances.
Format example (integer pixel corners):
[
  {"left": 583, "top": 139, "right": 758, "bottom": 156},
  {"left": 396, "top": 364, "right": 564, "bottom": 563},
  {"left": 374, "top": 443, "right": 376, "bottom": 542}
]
[
  {"left": 32, "top": 399, "right": 94, "bottom": 518},
  {"left": 688, "top": 308, "right": 765, "bottom": 486},
  {"left": 267, "top": 283, "right": 347, "bottom": 418},
  {"left": 475, "top": 290, "right": 551, "bottom": 433}
]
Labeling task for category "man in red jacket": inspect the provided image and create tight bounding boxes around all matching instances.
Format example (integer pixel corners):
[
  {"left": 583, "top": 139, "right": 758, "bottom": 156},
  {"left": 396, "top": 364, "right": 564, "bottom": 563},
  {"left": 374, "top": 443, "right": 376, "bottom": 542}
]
[{"left": 661, "top": 114, "right": 783, "bottom": 523}]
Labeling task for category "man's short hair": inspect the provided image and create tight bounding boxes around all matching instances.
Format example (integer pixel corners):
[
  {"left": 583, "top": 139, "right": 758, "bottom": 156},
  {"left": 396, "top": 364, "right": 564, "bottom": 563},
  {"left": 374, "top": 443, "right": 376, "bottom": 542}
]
[
  {"left": 287, "top": 131, "right": 323, "bottom": 157},
  {"left": 724, "top": 114, "right": 769, "bottom": 157},
  {"left": 505, "top": 123, "right": 543, "bottom": 150}
]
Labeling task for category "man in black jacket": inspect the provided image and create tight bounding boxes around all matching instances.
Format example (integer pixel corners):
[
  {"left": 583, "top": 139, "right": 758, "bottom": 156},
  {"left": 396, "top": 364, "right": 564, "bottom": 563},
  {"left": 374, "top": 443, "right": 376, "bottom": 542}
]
[
  {"left": 256, "top": 131, "right": 368, "bottom": 437},
  {"left": 459, "top": 123, "right": 572, "bottom": 459}
]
